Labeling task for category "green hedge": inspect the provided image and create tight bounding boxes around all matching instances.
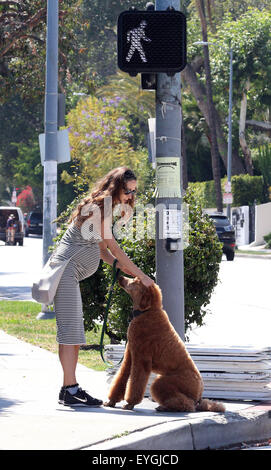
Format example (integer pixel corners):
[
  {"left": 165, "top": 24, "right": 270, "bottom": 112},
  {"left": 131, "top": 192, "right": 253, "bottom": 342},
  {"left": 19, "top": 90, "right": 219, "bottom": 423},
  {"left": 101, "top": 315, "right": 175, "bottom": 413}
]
[
  {"left": 189, "top": 174, "right": 265, "bottom": 208},
  {"left": 231, "top": 174, "right": 265, "bottom": 206}
]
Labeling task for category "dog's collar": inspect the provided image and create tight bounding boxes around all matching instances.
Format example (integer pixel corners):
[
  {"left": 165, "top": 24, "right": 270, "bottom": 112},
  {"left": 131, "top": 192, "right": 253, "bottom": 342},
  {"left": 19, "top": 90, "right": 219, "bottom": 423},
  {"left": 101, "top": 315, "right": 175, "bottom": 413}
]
[{"left": 131, "top": 308, "right": 149, "bottom": 320}]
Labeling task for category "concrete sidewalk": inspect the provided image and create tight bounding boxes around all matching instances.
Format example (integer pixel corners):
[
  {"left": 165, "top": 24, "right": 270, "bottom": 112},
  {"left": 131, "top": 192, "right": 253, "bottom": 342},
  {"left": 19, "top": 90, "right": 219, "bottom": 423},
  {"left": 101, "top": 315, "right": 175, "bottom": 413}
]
[
  {"left": 236, "top": 244, "right": 271, "bottom": 259},
  {"left": 1, "top": 330, "right": 271, "bottom": 451}
]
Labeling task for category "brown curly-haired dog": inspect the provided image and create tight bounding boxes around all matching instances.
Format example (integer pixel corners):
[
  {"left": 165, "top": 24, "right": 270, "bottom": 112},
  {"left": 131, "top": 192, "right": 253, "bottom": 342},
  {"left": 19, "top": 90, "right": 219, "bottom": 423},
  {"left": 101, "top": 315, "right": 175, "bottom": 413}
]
[{"left": 104, "top": 276, "right": 225, "bottom": 413}]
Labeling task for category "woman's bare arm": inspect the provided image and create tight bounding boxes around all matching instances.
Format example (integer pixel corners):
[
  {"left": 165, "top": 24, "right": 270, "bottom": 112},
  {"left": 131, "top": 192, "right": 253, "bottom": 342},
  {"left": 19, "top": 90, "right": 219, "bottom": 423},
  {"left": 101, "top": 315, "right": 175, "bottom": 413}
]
[
  {"left": 100, "top": 219, "right": 154, "bottom": 287},
  {"left": 99, "top": 240, "right": 134, "bottom": 276}
]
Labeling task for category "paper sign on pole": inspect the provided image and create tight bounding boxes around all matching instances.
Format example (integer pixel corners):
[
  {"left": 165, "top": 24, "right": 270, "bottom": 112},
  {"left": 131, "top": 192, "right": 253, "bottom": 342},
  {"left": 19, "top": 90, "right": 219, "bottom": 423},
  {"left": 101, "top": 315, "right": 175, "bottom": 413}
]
[{"left": 156, "top": 156, "right": 181, "bottom": 198}]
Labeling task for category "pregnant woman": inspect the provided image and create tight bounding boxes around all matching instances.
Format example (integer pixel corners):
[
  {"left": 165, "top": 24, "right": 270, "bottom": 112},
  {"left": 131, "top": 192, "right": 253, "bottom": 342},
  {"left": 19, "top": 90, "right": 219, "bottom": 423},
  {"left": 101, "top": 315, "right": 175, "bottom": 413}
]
[{"left": 52, "top": 166, "right": 154, "bottom": 407}]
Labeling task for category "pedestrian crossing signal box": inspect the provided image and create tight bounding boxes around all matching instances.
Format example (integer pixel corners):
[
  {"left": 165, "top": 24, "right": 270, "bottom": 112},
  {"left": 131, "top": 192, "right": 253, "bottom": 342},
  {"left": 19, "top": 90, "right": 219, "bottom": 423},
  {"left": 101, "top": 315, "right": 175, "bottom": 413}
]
[{"left": 117, "top": 10, "right": 186, "bottom": 76}]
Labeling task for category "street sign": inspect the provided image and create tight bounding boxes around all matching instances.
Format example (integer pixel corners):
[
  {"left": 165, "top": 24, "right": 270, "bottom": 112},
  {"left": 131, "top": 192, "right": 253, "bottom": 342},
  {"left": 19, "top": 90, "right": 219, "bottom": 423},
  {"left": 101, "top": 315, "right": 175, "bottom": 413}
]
[
  {"left": 223, "top": 192, "right": 233, "bottom": 204},
  {"left": 117, "top": 10, "right": 186, "bottom": 75},
  {"left": 225, "top": 181, "right": 231, "bottom": 192},
  {"left": 39, "top": 129, "right": 70, "bottom": 165}
]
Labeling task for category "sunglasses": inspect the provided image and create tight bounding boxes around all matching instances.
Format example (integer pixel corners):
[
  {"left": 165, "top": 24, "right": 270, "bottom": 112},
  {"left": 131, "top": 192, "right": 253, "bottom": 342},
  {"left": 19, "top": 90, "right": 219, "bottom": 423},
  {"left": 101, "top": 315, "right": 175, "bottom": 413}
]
[{"left": 124, "top": 188, "right": 137, "bottom": 195}]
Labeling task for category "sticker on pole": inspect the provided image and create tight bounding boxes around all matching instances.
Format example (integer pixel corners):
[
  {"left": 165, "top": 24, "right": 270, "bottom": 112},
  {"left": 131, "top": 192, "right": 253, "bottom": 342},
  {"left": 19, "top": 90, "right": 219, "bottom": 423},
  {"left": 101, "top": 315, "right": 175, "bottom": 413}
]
[{"left": 162, "top": 209, "right": 182, "bottom": 239}]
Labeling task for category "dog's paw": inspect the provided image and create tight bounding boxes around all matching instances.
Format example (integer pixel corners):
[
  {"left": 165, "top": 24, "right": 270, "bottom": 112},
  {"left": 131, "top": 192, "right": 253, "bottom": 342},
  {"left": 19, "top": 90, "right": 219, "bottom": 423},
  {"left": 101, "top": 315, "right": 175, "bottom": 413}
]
[
  {"left": 122, "top": 403, "right": 134, "bottom": 410},
  {"left": 103, "top": 400, "right": 116, "bottom": 408},
  {"left": 155, "top": 405, "right": 169, "bottom": 412}
]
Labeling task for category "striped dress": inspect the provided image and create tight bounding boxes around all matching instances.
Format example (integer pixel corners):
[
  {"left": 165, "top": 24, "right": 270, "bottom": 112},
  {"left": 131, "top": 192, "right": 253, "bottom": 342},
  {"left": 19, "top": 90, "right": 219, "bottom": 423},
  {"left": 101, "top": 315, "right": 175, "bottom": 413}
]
[{"left": 52, "top": 222, "right": 101, "bottom": 345}]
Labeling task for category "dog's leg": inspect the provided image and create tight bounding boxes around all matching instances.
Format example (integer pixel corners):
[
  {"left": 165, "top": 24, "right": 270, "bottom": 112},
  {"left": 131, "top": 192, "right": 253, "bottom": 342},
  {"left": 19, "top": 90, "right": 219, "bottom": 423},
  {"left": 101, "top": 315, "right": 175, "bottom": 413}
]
[
  {"left": 156, "top": 393, "right": 195, "bottom": 412},
  {"left": 151, "top": 375, "right": 196, "bottom": 412},
  {"left": 123, "top": 356, "right": 152, "bottom": 410},
  {"left": 104, "top": 347, "right": 131, "bottom": 408}
]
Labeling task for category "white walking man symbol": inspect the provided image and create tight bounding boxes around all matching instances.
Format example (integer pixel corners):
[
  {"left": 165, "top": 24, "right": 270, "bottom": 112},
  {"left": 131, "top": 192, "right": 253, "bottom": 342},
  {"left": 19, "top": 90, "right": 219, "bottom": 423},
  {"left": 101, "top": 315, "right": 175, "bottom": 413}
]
[{"left": 126, "top": 20, "right": 151, "bottom": 63}]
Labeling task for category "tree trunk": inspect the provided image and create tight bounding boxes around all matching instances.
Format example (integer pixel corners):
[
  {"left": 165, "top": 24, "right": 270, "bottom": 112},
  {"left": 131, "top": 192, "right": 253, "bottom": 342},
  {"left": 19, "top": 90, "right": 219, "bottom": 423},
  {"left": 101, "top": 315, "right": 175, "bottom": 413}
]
[
  {"left": 181, "top": 62, "right": 245, "bottom": 175},
  {"left": 196, "top": 0, "right": 223, "bottom": 212},
  {"left": 239, "top": 81, "right": 253, "bottom": 175}
]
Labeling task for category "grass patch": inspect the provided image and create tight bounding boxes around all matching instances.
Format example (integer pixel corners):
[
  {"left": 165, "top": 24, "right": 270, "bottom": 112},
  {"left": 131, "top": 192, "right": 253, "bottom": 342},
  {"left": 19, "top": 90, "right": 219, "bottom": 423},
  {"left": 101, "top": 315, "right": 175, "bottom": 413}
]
[
  {"left": 235, "top": 249, "right": 270, "bottom": 255},
  {"left": 0, "top": 300, "right": 109, "bottom": 371}
]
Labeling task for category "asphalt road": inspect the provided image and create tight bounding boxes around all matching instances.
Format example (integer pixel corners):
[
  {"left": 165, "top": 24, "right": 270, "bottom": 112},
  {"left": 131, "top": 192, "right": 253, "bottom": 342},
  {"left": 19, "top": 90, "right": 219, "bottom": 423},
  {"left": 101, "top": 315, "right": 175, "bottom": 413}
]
[
  {"left": 189, "top": 255, "right": 271, "bottom": 348},
  {"left": 0, "top": 235, "right": 43, "bottom": 301}
]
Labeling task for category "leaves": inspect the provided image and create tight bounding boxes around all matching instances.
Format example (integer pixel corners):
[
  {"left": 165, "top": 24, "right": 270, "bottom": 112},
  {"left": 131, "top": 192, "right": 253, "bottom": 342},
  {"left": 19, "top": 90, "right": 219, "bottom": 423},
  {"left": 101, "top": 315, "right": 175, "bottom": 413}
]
[{"left": 65, "top": 94, "right": 149, "bottom": 192}]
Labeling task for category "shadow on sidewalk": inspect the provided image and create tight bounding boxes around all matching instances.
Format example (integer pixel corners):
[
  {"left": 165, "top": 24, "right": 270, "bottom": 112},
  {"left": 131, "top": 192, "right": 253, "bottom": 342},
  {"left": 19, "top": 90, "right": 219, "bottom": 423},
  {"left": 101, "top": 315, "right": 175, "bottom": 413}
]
[{"left": 0, "top": 395, "right": 23, "bottom": 415}]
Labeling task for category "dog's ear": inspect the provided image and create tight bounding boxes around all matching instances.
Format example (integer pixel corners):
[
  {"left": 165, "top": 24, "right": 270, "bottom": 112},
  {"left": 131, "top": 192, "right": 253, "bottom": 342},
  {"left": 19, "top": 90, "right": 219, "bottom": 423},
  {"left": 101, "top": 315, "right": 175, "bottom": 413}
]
[{"left": 139, "top": 285, "right": 153, "bottom": 311}]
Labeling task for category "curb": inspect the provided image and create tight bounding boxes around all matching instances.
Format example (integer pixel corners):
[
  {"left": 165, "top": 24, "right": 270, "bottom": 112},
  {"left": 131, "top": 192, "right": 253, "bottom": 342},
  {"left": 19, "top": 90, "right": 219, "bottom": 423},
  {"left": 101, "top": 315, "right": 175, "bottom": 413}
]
[
  {"left": 235, "top": 252, "right": 271, "bottom": 260},
  {"left": 84, "top": 409, "right": 271, "bottom": 451}
]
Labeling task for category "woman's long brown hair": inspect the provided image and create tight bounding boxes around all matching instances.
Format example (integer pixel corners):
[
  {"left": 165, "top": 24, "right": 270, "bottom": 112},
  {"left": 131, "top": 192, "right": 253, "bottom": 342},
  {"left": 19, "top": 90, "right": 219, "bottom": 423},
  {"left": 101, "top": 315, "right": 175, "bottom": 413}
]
[{"left": 69, "top": 167, "right": 137, "bottom": 227}]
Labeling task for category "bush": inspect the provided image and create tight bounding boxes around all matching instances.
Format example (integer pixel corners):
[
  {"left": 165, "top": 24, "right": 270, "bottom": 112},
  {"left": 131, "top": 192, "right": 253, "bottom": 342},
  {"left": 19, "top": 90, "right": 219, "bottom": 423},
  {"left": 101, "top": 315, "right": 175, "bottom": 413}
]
[
  {"left": 188, "top": 178, "right": 227, "bottom": 209},
  {"left": 54, "top": 182, "right": 222, "bottom": 342},
  {"left": 189, "top": 174, "right": 265, "bottom": 208},
  {"left": 263, "top": 232, "right": 271, "bottom": 249},
  {"left": 257, "top": 144, "right": 271, "bottom": 199},
  {"left": 231, "top": 174, "right": 265, "bottom": 206}
]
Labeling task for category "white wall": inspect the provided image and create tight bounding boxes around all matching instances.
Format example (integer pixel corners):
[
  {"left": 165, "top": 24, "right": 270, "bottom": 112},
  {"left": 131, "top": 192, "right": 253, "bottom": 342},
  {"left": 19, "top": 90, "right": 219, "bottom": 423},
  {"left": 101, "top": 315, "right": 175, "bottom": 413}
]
[{"left": 251, "top": 202, "right": 271, "bottom": 246}]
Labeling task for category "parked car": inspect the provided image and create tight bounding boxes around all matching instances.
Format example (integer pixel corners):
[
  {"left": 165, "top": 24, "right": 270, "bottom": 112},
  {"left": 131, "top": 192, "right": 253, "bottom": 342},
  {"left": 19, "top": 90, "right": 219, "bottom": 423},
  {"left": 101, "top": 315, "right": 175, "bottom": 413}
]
[
  {"left": 208, "top": 213, "right": 236, "bottom": 261},
  {"left": 25, "top": 211, "right": 43, "bottom": 236},
  {"left": 0, "top": 206, "right": 25, "bottom": 245}
]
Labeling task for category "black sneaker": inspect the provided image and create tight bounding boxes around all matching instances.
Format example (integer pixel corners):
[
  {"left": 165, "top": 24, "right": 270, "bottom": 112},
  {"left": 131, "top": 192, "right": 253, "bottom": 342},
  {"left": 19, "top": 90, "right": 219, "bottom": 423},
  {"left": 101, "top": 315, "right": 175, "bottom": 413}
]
[
  {"left": 59, "top": 386, "right": 103, "bottom": 407},
  {"left": 58, "top": 385, "right": 67, "bottom": 405}
]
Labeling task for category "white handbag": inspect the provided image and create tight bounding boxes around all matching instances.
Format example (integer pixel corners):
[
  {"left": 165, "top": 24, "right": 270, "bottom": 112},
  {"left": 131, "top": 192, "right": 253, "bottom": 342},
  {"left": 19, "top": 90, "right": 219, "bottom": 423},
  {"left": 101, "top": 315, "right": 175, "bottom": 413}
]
[{"left": 32, "top": 248, "right": 84, "bottom": 305}]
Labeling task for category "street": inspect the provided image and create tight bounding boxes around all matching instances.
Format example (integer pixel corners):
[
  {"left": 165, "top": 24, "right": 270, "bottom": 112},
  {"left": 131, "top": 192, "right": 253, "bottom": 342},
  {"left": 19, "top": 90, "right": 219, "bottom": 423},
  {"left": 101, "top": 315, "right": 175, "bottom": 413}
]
[
  {"left": 0, "top": 236, "right": 43, "bottom": 301},
  {"left": 0, "top": 237, "right": 270, "bottom": 348},
  {"left": 189, "top": 255, "right": 271, "bottom": 347}
]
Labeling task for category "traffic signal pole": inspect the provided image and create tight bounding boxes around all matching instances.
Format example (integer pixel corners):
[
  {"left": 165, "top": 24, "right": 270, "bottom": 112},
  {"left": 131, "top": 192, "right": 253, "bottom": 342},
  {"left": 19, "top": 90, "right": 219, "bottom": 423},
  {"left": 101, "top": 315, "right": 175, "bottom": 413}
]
[
  {"left": 155, "top": 0, "right": 185, "bottom": 339},
  {"left": 43, "top": 0, "right": 58, "bottom": 267},
  {"left": 37, "top": 0, "right": 58, "bottom": 320}
]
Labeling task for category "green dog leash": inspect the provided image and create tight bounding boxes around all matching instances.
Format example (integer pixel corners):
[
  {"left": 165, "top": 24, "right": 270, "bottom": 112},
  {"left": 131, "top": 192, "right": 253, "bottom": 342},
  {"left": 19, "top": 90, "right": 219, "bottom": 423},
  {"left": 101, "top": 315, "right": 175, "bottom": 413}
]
[{"left": 100, "top": 259, "right": 121, "bottom": 366}]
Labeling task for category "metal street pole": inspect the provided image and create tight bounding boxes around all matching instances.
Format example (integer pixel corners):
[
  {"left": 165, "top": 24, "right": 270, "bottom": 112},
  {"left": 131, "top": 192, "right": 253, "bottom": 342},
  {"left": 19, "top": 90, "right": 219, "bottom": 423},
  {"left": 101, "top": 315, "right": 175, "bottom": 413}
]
[
  {"left": 43, "top": 0, "right": 58, "bottom": 265},
  {"left": 37, "top": 0, "right": 58, "bottom": 320},
  {"left": 43, "top": 0, "right": 58, "bottom": 264},
  {"left": 155, "top": 0, "right": 185, "bottom": 339},
  {"left": 226, "top": 47, "right": 233, "bottom": 221}
]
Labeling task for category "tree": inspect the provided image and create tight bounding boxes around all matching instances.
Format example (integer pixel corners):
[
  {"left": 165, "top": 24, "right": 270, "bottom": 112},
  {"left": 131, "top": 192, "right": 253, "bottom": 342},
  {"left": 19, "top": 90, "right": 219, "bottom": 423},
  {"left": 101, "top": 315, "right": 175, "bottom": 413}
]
[
  {"left": 9, "top": 139, "right": 43, "bottom": 207},
  {"left": 97, "top": 71, "right": 155, "bottom": 150},
  {"left": 182, "top": 5, "right": 271, "bottom": 184},
  {"left": 208, "top": 8, "right": 271, "bottom": 173},
  {"left": 195, "top": 0, "right": 223, "bottom": 211},
  {"left": 16, "top": 185, "right": 35, "bottom": 212},
  {"left": 0, "top": 0, "right": 82, "bottom": 102},
  {"left": 0, "top": 95, "right": 43, "bottom": 198},
  {"left": 75, "top": 0, "right": 147, "bottom": 89},
  {"left": 64, "top": 95, "right": 150, "bottom": 192},
  {"left": 181, "top": 60, "right": 246, "bottom": 175}
]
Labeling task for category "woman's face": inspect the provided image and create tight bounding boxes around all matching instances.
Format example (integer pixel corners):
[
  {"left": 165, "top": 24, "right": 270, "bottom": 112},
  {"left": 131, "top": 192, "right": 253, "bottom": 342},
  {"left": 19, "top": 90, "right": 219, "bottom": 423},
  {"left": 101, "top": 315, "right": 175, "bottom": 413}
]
[{"left": 119, "top": 179, "right": 137, "bottom": 205}]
